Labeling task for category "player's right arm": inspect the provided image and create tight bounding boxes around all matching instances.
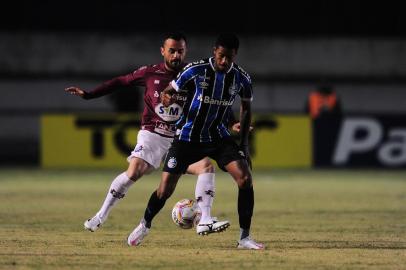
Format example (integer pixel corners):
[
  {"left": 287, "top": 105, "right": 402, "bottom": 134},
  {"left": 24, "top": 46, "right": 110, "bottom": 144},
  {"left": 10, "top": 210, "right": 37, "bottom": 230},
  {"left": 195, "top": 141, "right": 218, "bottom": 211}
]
[
  {"left": 64, "top": 66, "right": 147, "bottom": 100},
  {"left": 65, "top": 86, "right": 86, "bottom": 98}
]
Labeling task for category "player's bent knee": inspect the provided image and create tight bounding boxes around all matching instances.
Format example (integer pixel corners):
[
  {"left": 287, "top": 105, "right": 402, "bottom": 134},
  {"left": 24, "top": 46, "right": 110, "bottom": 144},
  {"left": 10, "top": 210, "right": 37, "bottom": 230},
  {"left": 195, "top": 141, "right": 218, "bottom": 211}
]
[
  {"left": 126, "top": 169, "right": 143, "bottom": 181},
  {"left": 188, "top": 158, "right": 215, "bottom": 174},
  {"left": 202, "top": 162, "right": 215, "bottom": 174},
  {"left": 127, "top": 158, "right": 150, "bottom": 181},
  {"left": 237, "top": 174, "right": 252, "bottom": 189}
]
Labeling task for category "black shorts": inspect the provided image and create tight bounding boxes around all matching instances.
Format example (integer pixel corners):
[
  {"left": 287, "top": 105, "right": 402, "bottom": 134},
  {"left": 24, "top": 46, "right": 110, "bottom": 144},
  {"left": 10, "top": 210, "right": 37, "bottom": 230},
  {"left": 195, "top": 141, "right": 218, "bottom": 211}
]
[{"left": 163, "top": 137, "right": 246, "bottom": 174}]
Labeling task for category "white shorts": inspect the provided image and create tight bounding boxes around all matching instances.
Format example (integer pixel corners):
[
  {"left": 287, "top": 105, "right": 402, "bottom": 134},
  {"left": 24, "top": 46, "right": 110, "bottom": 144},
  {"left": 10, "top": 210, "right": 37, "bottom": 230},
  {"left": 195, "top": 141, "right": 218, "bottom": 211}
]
[{"left": 127, "top": 130, "right": 173, "bottom": 169}]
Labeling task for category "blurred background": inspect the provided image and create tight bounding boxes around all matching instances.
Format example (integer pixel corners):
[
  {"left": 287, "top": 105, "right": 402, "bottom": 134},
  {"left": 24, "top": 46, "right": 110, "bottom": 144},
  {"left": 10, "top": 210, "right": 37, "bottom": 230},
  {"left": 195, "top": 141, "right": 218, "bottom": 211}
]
[{"left": 1, "top": 0, "right": 406, "bottom": 169}]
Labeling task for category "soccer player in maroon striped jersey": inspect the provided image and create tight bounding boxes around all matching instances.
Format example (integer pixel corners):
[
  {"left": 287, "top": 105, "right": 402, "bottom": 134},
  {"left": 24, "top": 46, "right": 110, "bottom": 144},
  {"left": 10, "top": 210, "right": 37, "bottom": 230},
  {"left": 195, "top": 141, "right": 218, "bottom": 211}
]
[{"left": 65, "top": 32, "right": 229, "bottom": 236}]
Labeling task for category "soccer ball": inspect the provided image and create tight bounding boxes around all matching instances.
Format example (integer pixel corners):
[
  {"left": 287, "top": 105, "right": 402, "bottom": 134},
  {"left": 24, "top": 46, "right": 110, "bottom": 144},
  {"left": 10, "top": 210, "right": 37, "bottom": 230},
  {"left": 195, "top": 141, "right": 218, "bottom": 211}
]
[{"left": 171, "top": 199, "right": 200, "bottom": 229}]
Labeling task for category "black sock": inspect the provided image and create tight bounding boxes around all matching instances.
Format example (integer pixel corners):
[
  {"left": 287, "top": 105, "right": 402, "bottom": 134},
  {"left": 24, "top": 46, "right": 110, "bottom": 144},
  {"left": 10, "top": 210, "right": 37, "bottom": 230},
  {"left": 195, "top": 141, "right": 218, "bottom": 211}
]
[
  {"left": 143, "top": 190, "right": 167, "bottom": 228},
  {"left": 238, "top": 186, "right": 254, "bottom": 237}
]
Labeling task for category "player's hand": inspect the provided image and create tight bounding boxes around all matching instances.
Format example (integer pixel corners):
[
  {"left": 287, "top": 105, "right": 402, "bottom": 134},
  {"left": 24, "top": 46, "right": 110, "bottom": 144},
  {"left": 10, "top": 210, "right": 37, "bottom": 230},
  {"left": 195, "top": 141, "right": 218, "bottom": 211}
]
[
  {"left": 240, "top": 144, "right": 252, "bottom": 170},
  {"left": 160, "top": 91, "right": 176, "bottom": 107},
  {"left": 232, "top": 122, "right": 254, "bottom": 133},
  {"left": 65, "top": 86, "right": 86, "bottom": 98}
]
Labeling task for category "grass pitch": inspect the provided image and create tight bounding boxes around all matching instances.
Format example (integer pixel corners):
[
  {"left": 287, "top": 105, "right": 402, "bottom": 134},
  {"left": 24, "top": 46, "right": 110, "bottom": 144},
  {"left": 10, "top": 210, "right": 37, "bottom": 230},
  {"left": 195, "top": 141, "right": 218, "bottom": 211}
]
[{"left": 0, "top": 168, "right": 405, "bottom": 269}]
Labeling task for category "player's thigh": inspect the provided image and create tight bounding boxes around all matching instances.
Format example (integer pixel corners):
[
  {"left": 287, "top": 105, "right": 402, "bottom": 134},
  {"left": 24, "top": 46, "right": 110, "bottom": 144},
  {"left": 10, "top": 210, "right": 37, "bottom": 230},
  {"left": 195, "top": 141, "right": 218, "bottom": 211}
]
[
  {"left": 186, "top": 157, "right": 214, "bottom": 175},
  {"left": 211, "top": 137, "right": 245, "bottom": 172},
  {"left": 163, "top": 140, "right": 206, "bottom": 174}
]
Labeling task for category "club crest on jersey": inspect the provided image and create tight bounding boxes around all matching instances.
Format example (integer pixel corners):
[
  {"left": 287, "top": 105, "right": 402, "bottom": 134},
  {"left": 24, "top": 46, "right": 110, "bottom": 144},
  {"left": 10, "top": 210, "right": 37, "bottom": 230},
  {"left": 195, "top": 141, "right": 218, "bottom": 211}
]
[
  {"left": 154, "top": 91, "right": 159, "bottom": 98},
  {"left": 167, "top": 157, "right": 177, "bottom": 168},
  {"left": 155, "top": 103, "right": 182, "bottom": 121},
  {"left": 229, "top": 83, "right": 238, "bottom": 95}
]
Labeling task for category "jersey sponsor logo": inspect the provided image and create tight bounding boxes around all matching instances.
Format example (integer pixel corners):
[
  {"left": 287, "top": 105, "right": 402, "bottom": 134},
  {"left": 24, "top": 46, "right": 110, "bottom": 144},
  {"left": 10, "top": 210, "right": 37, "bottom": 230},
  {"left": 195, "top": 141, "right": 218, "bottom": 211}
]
[
  {"left": 154, "top": 121, "right": 176, "bottom": 136},
  {"left": 197, "top": 94, "right": 233, "bottom": 106},
  {"left": 167, "top": 157, "right": 177, "bottom": 168},
  {"left": 155, "top": 103, "right": 183, "bottom": 121},
  {"left": 198, "top": 75, "right": 210, "bottom": 80},
  {"left": 175, "top": 93, "right": 187, "bottom": 101}
]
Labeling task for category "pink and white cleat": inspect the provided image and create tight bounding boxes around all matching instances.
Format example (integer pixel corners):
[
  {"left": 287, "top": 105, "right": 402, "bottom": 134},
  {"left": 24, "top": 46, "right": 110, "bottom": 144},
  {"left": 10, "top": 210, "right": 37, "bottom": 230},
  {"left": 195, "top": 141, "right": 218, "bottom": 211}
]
[
  {"left": 237, "top": 236, "right": 265, "bottom": 250},
  {"left": 127, "top": 222, "right": 150, "bottom": 246}
]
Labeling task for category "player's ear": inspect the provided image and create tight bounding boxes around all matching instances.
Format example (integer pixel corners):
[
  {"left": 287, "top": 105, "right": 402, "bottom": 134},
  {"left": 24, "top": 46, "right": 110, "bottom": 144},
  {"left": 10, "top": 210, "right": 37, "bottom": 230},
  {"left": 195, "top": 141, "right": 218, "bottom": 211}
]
[
  {"left": 213, "top": 46, "right": 217, "bottom": 55},
  {"left": 160, "top": 47, "right": 165, "bottom": 57}
]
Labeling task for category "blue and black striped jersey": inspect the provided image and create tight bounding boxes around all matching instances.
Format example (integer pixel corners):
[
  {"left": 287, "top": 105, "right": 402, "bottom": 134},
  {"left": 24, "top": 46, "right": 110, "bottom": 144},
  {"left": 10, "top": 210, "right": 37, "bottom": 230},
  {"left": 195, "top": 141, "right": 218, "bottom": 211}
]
[{"left": 171, "top": 57, "right": 253, "bottom": 143}]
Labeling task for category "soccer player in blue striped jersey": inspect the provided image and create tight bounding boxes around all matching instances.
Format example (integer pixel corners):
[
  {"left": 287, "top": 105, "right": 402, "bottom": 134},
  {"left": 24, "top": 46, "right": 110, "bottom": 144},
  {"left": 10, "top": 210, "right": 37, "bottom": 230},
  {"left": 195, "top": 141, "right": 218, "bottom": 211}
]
[{"left": 127, "top": 33, "right": 264, "bottom": 250}]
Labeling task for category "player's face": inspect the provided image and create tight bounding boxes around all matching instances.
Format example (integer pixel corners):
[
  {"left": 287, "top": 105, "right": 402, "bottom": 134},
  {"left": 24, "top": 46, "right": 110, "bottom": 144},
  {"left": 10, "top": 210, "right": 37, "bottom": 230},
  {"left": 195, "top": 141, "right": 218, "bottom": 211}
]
[
  {"left": 161, "top": 38, "right": 187, "bottom": 71},
  {"left": 213, "top": 46, "right": 237, "bottom": 72}
]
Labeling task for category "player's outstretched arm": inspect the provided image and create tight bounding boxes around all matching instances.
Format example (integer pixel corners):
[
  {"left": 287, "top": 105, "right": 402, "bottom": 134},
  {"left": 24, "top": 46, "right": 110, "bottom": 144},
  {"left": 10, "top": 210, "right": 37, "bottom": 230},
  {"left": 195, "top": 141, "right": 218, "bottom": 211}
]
[
  {"left": 65, "top": 73, "right": 136, "bottom": 100},
  {"left": 65, "top": 87, "right": 86, "bottom": 98}
]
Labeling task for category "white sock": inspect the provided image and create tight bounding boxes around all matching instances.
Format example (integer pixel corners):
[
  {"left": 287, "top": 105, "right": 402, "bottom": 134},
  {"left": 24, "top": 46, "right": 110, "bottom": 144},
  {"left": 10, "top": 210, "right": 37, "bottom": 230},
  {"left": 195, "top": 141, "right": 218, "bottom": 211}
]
[
  {"left": 195, "top": 173, "right": 215, "bottom": 224},
  {"left": 96, "top": 172, "right": 134, "bottom": 222}
]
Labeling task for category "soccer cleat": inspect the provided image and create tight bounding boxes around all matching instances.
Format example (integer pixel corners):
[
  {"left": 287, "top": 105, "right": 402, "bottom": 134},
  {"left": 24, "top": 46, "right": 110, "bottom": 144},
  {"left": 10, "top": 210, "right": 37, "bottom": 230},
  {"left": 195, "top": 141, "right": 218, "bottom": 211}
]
[
  {"left": 127, "top": 222, "right": 150, "bottom": 246},
  {"left": 196, "top": 220, "right": 230, "bottom": 235},
  {"left": 84, "top": 215, "right": 103, "bottom": 232},
  {"left": 237, "top": 236, "right": 265, "bottom": 250}
]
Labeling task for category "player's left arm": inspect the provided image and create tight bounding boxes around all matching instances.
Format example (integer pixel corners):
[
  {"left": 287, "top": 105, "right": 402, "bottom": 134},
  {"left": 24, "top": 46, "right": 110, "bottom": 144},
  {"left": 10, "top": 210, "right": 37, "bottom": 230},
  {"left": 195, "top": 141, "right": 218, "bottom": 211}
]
[
  {"left": 238, "top": 69, "right": 254, "bottom": 168},
  {"left": 239, "top": 100, "right": 252, "bottom": 169},
  {"left": 229, "top": 111, "right": 254, "bottom": 133}
]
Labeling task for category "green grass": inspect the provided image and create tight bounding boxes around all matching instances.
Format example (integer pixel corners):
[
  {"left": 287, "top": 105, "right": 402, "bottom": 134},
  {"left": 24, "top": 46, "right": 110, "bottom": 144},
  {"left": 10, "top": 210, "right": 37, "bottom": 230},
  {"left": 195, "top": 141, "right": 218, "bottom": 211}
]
[{"left": 0, "top": 169, "right": 405, "bottom": 269}]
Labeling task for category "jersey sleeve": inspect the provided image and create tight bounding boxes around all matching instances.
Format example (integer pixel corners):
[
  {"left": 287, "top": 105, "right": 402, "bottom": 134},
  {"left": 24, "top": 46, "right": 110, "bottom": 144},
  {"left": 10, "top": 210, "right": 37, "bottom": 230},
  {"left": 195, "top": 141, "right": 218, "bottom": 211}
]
[
  {"left": 125, "top": 66, "right": 147, "bottom": 87},
  {"left": 171, "top": 64, "right": 197, "bottom": 92},
  {"left": 239, "top": 72, "right": 253, "bottom": 102},
  {"left": 84, "top": 66, "right": 147, "bottom": 99}
]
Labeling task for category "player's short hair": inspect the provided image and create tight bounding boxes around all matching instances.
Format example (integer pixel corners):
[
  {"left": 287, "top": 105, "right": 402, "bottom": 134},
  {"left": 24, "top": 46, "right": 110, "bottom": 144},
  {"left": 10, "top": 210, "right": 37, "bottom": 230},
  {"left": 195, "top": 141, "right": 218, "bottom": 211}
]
[
  {"left": 215, "top": 33, "right": 239, "bottom": 51},
  {"left": 163, "top": 31, "right": 187, "bottom": 44}
]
